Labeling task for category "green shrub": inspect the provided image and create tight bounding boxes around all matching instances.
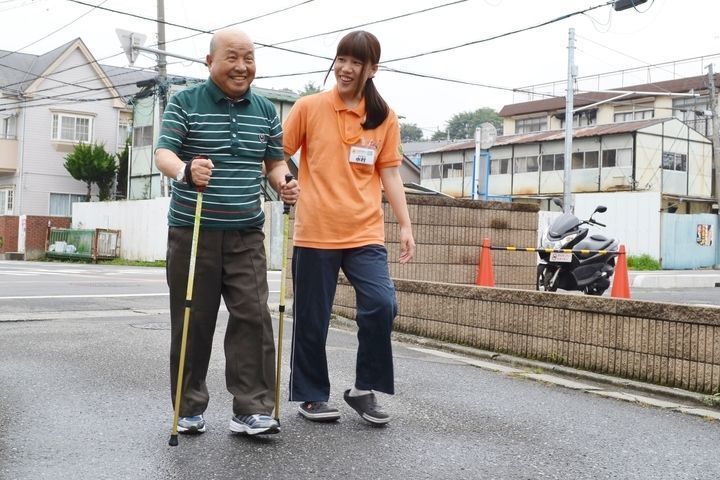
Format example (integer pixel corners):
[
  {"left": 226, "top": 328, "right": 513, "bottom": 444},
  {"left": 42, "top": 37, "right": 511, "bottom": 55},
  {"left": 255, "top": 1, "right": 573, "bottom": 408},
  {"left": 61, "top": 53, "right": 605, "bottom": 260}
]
[
  {"left": 100, "top": 258, "right": 166, "bottom": 267},
  {"left": 626, "top": 254, "right": 661, "bottom": 270}
]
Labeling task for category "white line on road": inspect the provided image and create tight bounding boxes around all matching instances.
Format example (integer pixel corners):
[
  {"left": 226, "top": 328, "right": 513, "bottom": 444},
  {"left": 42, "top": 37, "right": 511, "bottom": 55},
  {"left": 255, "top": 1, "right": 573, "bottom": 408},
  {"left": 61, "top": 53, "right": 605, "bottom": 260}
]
[{"left": 0, "top": 293, "right": 168, "bottom": 300}]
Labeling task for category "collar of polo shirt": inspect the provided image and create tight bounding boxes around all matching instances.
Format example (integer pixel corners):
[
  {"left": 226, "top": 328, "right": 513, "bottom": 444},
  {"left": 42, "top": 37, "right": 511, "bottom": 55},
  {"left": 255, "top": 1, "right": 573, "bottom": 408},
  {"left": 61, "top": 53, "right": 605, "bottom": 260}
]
[{"left": 206, "top": 78, "right": 252, "bottom": 105}]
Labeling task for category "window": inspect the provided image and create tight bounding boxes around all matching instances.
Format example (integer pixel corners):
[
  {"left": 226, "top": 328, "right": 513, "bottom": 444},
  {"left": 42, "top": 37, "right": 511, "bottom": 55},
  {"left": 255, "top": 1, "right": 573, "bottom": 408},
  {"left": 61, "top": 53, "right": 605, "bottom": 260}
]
[
  {"left": 442, "top": 161, "right": 464, "bottom": 178},
  {"left": 133, "top": 126, "right": 154, "bottom": 148},
  {"left": 514, "top": 156, "right": 539, "bottom": 173},
  {"left": 613, "top": 103, "right": 654, "bottom": 123},
  {"left": 118, "top": 116, "right": 132, "bottom": 147},
  {"left": 516, "top": 116, "right": 547, "bottom": 134},
  {"left": 585, "top": 151, "right": 599, "bottom": 168},
  {"left": 601, "top": 148, "right": 632, "bottom": 167},
  {"left": 0, "top": 188, "right": 13, "bottom": 215},
  {"left": 662, "top": 152, "right": 687, "bottom": 172},
  {"left": 51, "top": 112, "right": 93, "bottom": 142},
  {"left": 421, "top": 164, "right": 441, "bottom": 180},
  {"left": 559, "top": 110, "right": 597, "bottom": 128},
  {"left": 49, "top": 193, "right": 87, "bottom": 217},
  {"left": 673, "top": 96, "right": 711, "bottom": 136},
  {"left": 540, "top": 153, "right": 565, "bottom": 171},
  {"left": 1, "top": 115, "right": 16, "bottom": 140},
  {"left": 571, "top": 151, "right": 600, "bottom": 169},
  {"left": 541, "top": 154, "right": 555, "bottom": 172},
  {"left": 490, "top": 158, "right": 510, "bottom": 174}
]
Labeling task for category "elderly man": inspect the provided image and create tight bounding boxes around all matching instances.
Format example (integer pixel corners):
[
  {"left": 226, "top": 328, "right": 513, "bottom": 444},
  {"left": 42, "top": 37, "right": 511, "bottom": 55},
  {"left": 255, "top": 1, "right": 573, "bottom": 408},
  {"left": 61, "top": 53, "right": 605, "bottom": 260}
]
[{"left": 155, "top": 28, "right": 298, "bottom": 436}]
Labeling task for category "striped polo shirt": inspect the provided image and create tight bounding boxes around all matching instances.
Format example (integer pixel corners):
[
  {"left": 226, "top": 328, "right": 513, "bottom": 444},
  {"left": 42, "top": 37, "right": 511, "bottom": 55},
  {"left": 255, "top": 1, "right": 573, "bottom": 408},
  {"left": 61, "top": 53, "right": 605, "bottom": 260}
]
[{"left": 156, "top": 79, "right": 284, "bottom": 230}]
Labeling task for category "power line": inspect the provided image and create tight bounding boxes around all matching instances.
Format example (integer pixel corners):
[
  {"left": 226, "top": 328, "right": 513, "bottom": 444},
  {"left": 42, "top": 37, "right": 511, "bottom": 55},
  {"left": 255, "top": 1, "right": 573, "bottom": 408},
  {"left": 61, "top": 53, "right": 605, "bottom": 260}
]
[
  {"left": 576, "top": 33, "right": 677, "bottom": 82},
  {"left": 0, "top": 92, "right": 128, "bottom": 112},
  {"left": 158, "top": 0, "right": 316, "bottom": 47},
  {"left": 31, "top": 0, "right": 611, "bottom": 94},
  {"left": 0, "top": 49, "right": 126, "bottom": 90},
  {"left": 0, "top": 0, "right": 666, "bottom": 112},
  {"left": 259, "top": 0, "right": 467, "bottom": 48},
  {"left": 64, "top": 0, "right": 333, "bottom": 62},
  {"left": 0, "top": 0, "right": 108, "bottom": 62},
  {"left": 382, "top": 0, "right": 615, "bottom": 64},
  {"left": 0, "top": 79, "right": 147, "bottom": 110}
]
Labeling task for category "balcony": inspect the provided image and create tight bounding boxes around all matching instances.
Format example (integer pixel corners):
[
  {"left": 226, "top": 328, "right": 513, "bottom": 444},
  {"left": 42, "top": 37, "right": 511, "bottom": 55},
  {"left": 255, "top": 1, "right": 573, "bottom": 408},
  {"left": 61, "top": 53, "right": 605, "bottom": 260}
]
[{"left": 0, "top": 137, "right": 18, "bottom": 173}]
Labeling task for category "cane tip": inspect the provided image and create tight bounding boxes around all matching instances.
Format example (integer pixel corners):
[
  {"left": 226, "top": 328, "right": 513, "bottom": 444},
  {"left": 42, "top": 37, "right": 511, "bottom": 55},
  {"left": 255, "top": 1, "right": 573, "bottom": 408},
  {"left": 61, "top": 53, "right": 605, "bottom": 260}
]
[{"left": 169, "top": 435, "right": 178, "bottom": 446}]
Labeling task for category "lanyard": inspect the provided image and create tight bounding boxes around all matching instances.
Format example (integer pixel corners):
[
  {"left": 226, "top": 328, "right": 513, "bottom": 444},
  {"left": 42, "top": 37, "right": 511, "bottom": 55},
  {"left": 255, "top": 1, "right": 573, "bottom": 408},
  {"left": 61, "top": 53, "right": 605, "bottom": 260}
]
[{"left": 335, "top": 109, "right": 364, "bottom": 145}]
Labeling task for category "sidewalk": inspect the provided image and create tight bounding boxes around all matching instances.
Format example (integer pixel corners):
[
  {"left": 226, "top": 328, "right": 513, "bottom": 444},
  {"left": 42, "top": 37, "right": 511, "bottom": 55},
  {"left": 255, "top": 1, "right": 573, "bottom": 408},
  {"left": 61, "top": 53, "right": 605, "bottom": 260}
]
[
  {"left": 629, "top": 269, "right": 720, "bottom": 288},
  {"left": 329, "top": 315, "right": 720, "bottom": 424}
]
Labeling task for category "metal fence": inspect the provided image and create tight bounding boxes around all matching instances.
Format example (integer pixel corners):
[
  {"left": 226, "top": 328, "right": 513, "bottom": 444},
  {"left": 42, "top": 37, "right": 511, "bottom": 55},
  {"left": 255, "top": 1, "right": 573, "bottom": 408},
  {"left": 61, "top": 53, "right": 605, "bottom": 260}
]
[{"left": 47, "top": 228, "right": 121, "bottom": 262}]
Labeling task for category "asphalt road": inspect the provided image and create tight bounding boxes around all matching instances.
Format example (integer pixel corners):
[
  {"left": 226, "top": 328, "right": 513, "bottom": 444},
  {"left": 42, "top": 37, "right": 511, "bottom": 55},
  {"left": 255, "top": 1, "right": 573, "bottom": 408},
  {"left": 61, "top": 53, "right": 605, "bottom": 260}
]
[{"left": 1, "top": 261, "right": 719, "bottom": 480}]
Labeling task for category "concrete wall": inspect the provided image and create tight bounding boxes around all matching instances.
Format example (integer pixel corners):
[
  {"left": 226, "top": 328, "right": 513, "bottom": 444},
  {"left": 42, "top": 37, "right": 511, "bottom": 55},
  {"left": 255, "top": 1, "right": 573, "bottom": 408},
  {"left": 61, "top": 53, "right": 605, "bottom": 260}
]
[
  {"left": 334, "top": 278, "right": 720, "bottom": 395},
  {"left": 73, "top": 198, "right": 170, "bottom": 261},
  {"left": 72, "top": 197, "right": 285, "bottom": 265}
]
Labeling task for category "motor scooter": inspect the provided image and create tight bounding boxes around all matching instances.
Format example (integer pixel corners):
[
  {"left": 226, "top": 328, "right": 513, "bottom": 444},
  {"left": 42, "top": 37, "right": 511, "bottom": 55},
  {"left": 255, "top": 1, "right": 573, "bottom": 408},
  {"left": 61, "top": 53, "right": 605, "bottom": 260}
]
[{"left": 536, "top": 200, "right": 618, "bottom": 295}]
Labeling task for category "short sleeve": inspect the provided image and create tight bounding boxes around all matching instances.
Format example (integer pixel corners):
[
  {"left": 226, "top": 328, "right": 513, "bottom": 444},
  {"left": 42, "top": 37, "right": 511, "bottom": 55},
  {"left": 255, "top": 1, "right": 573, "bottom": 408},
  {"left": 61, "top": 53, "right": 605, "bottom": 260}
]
[
  {"left": 155, "top": 93, "right": 188, "bottom": 154},
  {"left": 283, "top": 96, "right": 308, "bottom": 157},
  {"left": 376, "top": 109, "right": 402, "bottom": 169},
  {"left": 264, "top": 100, "right": 284, "bottom": 160}
]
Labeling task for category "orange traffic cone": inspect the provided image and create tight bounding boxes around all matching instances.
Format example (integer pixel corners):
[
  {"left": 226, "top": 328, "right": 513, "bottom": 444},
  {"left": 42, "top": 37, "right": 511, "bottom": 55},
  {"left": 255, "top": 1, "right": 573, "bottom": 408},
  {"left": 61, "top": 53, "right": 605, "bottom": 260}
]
[
  {"left": 610, "top": 244, "right": 631, "bottom": 299},
  {"left": 475, "top": 238, "right": 495, "bottom": 287}
]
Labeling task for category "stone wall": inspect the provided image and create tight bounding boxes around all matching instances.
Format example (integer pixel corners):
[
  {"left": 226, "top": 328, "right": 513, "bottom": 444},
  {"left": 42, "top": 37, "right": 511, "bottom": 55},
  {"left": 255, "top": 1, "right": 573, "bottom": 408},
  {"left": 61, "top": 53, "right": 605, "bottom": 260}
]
[
  {"left": 333, "top": 279, "right": 720, "bottom": 395},
  {"left": 385, "top": 195, "right": 538, "bottom": 288}
]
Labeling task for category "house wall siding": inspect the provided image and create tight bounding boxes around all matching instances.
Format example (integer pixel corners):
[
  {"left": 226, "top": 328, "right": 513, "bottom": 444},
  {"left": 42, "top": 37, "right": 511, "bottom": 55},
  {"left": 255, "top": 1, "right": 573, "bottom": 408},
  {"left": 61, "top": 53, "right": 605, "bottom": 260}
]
[{"left": 16, "top": 48, "right": 120, "bottom": 216}]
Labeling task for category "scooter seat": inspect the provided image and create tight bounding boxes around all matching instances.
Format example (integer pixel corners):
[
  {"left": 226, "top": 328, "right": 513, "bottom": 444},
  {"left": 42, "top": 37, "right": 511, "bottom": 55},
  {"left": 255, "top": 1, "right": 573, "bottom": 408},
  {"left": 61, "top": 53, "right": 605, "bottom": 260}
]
[{"left": 588, "top": 235, "right": 614, "bottom": 250}]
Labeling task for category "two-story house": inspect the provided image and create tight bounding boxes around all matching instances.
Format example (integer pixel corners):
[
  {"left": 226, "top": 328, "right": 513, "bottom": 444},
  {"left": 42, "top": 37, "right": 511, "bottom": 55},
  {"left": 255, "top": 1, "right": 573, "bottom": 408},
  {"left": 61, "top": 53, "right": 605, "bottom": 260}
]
[
  {"left": 419, "top": 74, "right": 719, "bottom": 267},
  {"left": 0, "top": 39, "right": 136, "bottom": 217}
]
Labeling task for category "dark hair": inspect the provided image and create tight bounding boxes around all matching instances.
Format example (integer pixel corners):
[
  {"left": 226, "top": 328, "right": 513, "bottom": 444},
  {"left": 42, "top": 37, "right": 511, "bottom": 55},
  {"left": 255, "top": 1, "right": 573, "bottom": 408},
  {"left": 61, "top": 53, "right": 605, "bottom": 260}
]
[{"left": 327, "top": 31, "right": 389, "bottom": 130}]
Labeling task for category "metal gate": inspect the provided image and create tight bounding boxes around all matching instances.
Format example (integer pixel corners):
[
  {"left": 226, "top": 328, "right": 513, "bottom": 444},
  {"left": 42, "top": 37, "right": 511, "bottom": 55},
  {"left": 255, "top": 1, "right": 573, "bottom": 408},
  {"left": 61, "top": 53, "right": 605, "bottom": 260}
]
[{"left": 47, "top": 228, "right": 121, "bottom": 262}]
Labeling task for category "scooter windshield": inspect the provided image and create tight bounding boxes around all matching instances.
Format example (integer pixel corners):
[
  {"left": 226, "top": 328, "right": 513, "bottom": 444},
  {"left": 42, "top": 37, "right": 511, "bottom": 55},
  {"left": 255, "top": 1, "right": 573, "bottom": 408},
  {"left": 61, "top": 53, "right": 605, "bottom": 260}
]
[{"left": 548, "top": 213, "right": 581, "bottom": 240}]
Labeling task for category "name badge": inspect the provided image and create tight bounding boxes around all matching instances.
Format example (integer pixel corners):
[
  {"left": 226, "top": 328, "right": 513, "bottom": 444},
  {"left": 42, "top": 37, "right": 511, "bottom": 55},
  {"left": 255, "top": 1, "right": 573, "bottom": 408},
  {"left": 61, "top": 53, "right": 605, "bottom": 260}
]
[{"left": 349, "top": 145, "right": 376, "bottom": 165}]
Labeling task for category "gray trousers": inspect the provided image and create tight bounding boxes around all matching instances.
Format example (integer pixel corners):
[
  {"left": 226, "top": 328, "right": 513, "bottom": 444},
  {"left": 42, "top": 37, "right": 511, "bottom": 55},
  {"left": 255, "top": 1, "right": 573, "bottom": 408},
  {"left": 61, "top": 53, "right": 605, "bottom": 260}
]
[{"left": 167, "top": 227, "right": 275, "bottom": 417}]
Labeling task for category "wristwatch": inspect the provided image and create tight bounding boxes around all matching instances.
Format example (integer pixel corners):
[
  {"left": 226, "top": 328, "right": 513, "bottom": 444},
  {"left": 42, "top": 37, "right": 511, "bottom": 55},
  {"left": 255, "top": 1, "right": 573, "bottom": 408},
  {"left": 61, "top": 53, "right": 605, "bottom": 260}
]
[{"left": 174, "top": 164, "right": 185, "bottom": 183}]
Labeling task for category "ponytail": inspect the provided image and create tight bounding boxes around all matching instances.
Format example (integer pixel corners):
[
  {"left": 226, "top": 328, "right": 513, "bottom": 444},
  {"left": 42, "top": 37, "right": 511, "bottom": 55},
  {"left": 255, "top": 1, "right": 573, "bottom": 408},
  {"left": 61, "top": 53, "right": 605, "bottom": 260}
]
[{"left": 361, "top": 77, "right": 389, "bottom": 130}]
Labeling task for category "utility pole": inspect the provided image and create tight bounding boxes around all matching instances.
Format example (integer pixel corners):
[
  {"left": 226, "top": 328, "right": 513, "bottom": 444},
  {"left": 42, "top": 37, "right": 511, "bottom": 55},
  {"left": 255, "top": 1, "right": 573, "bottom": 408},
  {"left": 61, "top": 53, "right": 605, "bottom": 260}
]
[
  {"left": 563, "top": 27, "right": 576, "bottom": 213},
  {"left": 707, "top": 64, "right": 720, "bottom": 268},
  {"left": 156, "top": 0, "right": 168, "bottom": 196},
  {"left": 156, "top": 0, "right": 167, "bottom": 107}
]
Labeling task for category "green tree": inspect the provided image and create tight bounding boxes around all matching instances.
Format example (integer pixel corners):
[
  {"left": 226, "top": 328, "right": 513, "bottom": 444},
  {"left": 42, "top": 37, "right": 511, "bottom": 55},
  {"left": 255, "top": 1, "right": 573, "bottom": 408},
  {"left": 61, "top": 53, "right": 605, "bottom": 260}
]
[
  {"left": 400, "top": 123, "right": 424, "bottom": 142},
  {"left": 446, "top": 108, "right": 502, "bottom": 140},
  {"left": 115, "top": 140, "right": 130, "bottom": 200},
  {"left": 431, "top": 129, "right": 448, "bottom": 141},
  {"left": 63, "top": 143, "right": 118, "bottom": 201},
  {"left": 298, "top": 81, "right": 322, "bottom": 96}
]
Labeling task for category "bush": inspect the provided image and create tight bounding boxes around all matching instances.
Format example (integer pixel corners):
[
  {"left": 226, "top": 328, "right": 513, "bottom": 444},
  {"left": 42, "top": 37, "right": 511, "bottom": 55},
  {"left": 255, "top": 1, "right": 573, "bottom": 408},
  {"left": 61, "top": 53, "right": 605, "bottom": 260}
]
[{"left": 626, "top": 254, "right": 661, "bottom": 270}]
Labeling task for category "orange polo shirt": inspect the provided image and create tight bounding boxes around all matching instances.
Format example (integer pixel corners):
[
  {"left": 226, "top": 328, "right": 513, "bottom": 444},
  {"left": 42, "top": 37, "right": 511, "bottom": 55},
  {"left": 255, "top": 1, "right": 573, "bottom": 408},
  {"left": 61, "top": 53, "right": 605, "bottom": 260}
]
[{"left": 283, "top": 86, "right": 402, "bottom": 249}]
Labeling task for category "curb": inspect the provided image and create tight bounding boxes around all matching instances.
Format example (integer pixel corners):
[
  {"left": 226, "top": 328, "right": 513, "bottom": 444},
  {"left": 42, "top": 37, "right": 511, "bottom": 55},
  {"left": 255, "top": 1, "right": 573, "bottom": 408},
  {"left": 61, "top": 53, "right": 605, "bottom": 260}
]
[{"left": 325, "top": 313, "right": 720, "bottom": 422}]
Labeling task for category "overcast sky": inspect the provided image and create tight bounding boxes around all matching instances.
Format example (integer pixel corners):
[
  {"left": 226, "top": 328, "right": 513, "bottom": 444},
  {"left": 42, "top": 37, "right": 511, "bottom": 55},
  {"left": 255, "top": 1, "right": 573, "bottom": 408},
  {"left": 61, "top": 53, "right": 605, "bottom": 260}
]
[{"left": 2, "top": 0, "right": 719, "bottom": 137}]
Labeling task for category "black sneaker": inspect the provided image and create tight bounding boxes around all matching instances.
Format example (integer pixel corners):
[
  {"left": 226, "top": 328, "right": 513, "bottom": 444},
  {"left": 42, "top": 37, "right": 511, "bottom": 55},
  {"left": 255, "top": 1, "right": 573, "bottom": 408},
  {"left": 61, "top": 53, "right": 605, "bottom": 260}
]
[
  {"left": 298, "top": 401, "right": 341, "bottom": 422},
  {"left": 343, "top": 389, "right": 391, "bottom": 425}
]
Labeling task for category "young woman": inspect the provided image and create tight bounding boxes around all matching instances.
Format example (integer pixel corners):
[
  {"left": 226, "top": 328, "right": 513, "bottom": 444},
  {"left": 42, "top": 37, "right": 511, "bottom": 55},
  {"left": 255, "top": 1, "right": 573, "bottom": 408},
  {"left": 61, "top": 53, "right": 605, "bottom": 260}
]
[{"left": 283, "top": 30, "right": 415, "bottom": 425}]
